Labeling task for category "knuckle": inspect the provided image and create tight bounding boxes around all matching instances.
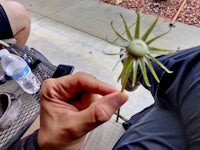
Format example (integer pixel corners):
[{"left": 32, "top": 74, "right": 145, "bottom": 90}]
[
  {"left": 93, "top": 104, "right": 110, "bottom": 123},
  {"left": 40, "top": 79, "right": 55, "bottom": 95},
  {"left": 42, "top": 78, "right": 55, "bottom": 88}
]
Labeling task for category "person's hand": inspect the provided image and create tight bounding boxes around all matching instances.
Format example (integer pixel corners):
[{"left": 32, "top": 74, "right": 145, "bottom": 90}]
[{"left": 38, "top": 72, "right": 128, "bottom": 150}]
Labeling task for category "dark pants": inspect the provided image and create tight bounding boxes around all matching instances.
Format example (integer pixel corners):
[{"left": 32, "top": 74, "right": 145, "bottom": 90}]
[
  {"left": 113, "top": 46, "right": 200, "bottom": 150},
  {"left": 0, "top": 4, "right": 13, "bottom": 39}
]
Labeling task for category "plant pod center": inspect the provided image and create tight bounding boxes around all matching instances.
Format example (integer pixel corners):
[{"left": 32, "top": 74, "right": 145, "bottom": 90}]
[{"left": 127, "top": 39, "right": 148, "bottom": 57}]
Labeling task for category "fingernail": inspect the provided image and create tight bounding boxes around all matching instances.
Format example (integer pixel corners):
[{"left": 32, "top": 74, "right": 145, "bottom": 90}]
[{"left": 114, "top": 93, "right": 128, "bottom": 107}]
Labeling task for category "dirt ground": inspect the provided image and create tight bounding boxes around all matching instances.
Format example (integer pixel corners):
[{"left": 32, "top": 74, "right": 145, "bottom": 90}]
[{"left": 99, "top": 0, "right": 200, "bottom": 27}]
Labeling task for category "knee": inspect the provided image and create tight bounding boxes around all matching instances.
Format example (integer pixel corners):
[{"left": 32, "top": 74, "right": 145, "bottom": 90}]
[
  {"left": 7, "top": 1, "right": 30, "bottom": 21},
  {"left": 1, "top": 1, "right": 30, "bottom": 31}
]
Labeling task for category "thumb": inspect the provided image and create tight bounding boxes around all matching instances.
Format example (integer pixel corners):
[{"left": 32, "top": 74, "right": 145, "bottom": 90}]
[
  {"left": 74, "top": 92, "right": 128, "bottom": 133},
  {"left": 92, "top": 92, "right": 128, "bottom": 123}
]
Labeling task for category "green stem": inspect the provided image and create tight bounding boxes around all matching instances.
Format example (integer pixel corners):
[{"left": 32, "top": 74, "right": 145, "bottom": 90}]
[
  {"left": 116, "top": 86, "right": 125, "bottom": 122},
  {"left": 116, "top": 109, "right": 120, "bottom": 122}
]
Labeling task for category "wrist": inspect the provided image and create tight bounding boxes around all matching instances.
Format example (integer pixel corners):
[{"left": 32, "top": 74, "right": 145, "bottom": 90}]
[{"left": 38, "top": 130, "right": 84, "bottom": 150}]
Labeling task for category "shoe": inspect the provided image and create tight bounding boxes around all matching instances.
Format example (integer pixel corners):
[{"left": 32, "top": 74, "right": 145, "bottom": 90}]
[{"left": 0, "top": 93, "right": 21, "bottom": 130}]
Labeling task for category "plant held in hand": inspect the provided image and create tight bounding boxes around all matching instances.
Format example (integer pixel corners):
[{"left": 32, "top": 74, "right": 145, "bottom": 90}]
[{"left": 105, "top": 12, "right": 175, "bottom": 121}]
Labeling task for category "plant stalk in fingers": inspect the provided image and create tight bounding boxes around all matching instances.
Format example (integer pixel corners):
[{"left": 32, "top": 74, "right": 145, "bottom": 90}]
[{"left": 106, "top": 12, "right": 175, "bottom": 121}]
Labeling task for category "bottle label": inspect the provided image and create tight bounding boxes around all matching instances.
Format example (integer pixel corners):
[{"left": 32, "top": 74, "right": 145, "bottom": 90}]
[{"left": 12, "top": 65, "right": 30, "bottom": 80}]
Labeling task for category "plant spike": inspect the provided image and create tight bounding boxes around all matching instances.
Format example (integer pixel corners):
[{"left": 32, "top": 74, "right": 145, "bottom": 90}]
[
  {"left": 120, "top": 14, "right": 133, "bottom": 41},
  {"left": 117, "top": 55, "right": 133, "bottom": 82},
  {"left": 105, "top": 37, "right": 128, "bottom": 48},
  {"left": 144, "top": 57, "right": 160, "bottom": 83},
  {"left": 121, "top": 59, "right": 133, "bottom": 92},
  {"left": 103, "top": 51, "right": 125, "bottom": 56},
  {"left": 112, "top": 54, "right": 127, "bottom": 71},
  {"left": 111, "top": 21, "right": 130, "bottom": 43},
  {"left": 142, "top": 17, "right": 158, "bottom": 42},
  {"left": 139, "top": 58, "right": 151, "bottom": 86},
  {"left": 132, "top": 59, "right": 139, "bottom": 86},
  {"left": 149, "top": 46, "right": 175, "bottom": 54},
  {"left": 146, "top": 27, "right": 171, "bottom": 45},
  {"left": 147, "top": 53, "right": 173, "bottom": 73},
  {"left": 134, "top": 12, "right": 140, "bottom": 39}
]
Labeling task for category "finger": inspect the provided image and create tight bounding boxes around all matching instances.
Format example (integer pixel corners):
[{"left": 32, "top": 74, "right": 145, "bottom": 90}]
[
  {"left": 72, "top": 92, "right": 128, "bottom": 134},
  {"left": 61, "top": 72, "right": 118, "bottom": 94},
  {"left": 69, "top": 94, "right": 102, "bottom": 110},
  {"left": 44, "top": 72, "right": 120, "bottom": 100}
]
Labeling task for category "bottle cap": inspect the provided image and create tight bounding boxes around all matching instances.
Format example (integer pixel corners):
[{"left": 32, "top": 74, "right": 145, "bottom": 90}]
[{"left": 0, "top": 49, "right": 9, "bottom": 58}]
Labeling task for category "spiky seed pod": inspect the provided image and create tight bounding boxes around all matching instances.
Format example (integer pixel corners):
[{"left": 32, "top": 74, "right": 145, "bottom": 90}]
[
  {"left": 104, "top": 12, "right": 176, "bottom": 122},
  {"left": 105, "top": 12, "right": 174, "bottom": 92},
  {"left": 127, "top": 39, "right": 149, "bottom": 57}
]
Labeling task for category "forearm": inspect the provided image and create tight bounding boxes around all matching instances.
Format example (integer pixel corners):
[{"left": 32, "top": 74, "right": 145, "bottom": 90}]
[
  {"left": 38, "top": 141, "right": 83, "bottom": 150},
  {"left": 7, "top": 129, "right": 84, "bottom": 150},
  {"left": 38, "top": 130, "right": 85, "bottom": 150}
]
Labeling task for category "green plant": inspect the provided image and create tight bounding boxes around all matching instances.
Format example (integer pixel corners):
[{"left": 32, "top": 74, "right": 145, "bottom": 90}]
[{"left": 105, "top": 12, "right": 175, "bottom": 122}]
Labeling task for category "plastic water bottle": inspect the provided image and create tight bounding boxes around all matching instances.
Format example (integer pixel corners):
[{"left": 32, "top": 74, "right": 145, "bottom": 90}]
[{"left": 0, "top": 49, "right": 41, "bottom": 94}]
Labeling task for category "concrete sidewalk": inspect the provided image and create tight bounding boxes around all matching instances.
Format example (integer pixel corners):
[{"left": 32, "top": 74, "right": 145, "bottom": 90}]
[{"left": 19, "top": 0, "right": 200, "bottom": 48}]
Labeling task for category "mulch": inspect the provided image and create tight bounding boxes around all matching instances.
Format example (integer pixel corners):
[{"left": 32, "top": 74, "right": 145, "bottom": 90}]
[{"left": 99, "top": 0, "right": 200, "bottom": 27}]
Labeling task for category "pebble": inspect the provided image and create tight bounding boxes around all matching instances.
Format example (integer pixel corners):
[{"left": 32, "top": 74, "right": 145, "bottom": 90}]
[{"left": 100, "top": 0, "right": 200, "bottom": 27}]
